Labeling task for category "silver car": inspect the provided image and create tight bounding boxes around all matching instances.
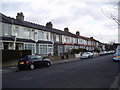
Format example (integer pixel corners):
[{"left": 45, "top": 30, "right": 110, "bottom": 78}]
[{"left": 81, "top": 52, "right": 93, "bottom": 59}]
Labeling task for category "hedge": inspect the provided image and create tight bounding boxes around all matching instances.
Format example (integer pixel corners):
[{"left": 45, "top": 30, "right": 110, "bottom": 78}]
[{"left": 2, "top": 50, "right": 31, "bottom": 62}]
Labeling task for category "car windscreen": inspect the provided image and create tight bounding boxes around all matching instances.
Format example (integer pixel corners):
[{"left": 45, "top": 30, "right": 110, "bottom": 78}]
[{"left": 28, "top": 55, "right": 43, "bottom": 60}]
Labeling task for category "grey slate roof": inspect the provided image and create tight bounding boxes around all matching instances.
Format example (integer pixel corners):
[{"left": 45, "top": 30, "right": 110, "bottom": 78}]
[
  {"left": 0, "top": 13, "right": 77, "bottom": 37},
  {"left": 0, "top": 36, "right": 36, "bottom": 43}
]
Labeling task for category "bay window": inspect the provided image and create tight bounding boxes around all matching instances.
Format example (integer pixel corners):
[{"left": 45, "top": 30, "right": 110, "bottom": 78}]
[
  {"left": 24, "top": 43, "right": 36, "bottom": 54},
  {"left": 38, "top": 44, "right": 53, "bottom": 55}
]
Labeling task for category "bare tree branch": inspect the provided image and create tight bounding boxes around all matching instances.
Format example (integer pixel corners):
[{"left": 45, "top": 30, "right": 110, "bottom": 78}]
[{"left": 101, "top": 2, "right": 120, "bottom": 25}]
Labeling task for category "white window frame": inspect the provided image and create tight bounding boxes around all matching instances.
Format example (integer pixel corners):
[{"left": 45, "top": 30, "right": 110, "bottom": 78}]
[
  {"left": 38, "top": 44, "right": 53, "bottom": 55},
  {"left": 3, "top": 24, "right": 9, "bottom": 36},
  {"left": 56, "top": 34, "right": 60, "bottom": 42},
  {"left": 14, "top": 26, "right": 19, "bottom": 37},
  {"left": 24, "top": 43, "right": 36, "bottom": 54},
  {"left": 24, "top": 28, "right": 30, "bottom": 38},
  {"left": 46, "top": 32, "right": 49, "bottom": 40}
]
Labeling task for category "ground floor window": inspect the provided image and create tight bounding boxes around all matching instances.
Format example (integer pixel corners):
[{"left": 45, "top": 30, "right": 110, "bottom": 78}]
[
  {"left": 74, "top": 46, "right": 79, "bottom": 49},
  {"left": 58, "top": 45, "right": 63, "bottom": 54},
  {"left": 64, "top": 45, "right": 74, "bottom": 53},
  {"left": 37, "top": 44, "right": 53, "bottom": 55},
  {"left": 0, "top": 42, "right": 3, "bottom": 50},
  {"left": 24, "top": 43, "right": 36, "bottom": 54}
]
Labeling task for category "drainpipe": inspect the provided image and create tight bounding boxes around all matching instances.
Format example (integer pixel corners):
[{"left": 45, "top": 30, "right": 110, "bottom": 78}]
[
  {"left": 11, "top": 19, "right": 16, "bottom": 50},
  {"left": 13, "top": 35, "right": 16, "bottom": 50}
]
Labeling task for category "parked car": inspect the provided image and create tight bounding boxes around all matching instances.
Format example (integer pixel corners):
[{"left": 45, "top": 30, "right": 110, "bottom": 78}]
[
  {"left": 100, "top": 51, "right": 110, "bottom": 56},
  {"left": 17, "top": 55, "right": 51, "bottom": 70},
  {"left": 113, "top": 45, "right": 120, "bottom": 61},
  {"left": 100, "top": 51, "right": 106, "bottom": 56},
  {"left": 81, "top": 52, "right": 93, "bottom": 59}
]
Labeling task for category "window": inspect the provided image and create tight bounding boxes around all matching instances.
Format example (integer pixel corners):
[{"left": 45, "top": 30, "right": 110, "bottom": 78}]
[
  {"left": 14, "top": 26, "right": 19, "bottom": 36},
  {"left": 56, "top": 34, "right": 60, "bottom": 41},
  {"left": 58, "top": 46, "right": 63, "bottom": 54},
  {"left": 24, "top": 44, "right": 35, "bottom": 54},
  {"left": 42, "top": 32, "right": 44, "bottom": 39},
  {"left": 36, "top": 55, "right": 42, "bottom": 60},
  {"left": 38, "top": 44, "right": 53, "bottom": 55},
  {"left": 48, "top": 45, "right": 53, "bottom": 54},
  {"left": 51, "top": 33, "right": 54, "bottom": 40},
  {"left": 24, "top": 28, "right": 30, "bottom": 38},
  {"left": 38, "top": 31, "right": 43, "bottom": 40},
  {"left": 46, "top": 33, "right": 49, "bottom": 40},
  {"left": 65, "top": 36, "right": 68, "bottom": 43},
  {"left": 0, "top": 42, "right": 3, "bottom": 50},
  {"left": 71, "top": 37, "right": 73, "bottom": 43},
  {"left": 3, "top": 24, "right": 9, "bottom": 36}
]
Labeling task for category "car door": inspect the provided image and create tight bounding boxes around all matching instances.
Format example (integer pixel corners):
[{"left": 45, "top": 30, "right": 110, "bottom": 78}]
[
  {"left": 31, "top": 55, "right": 40, "bottom": 67},
  {"left": 36, "top": 55, "right": 43, "bottom": 66}
]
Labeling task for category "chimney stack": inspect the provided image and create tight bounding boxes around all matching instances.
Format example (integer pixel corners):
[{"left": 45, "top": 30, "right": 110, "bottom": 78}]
[
  {"left": 90, "top": 37, "right": 94, "bottom": 39},
  {"left": 46, "top": 22, "right": 53, "bottom": 28},
  {"left": 16, "top": 12, "right": 24, "bottom": 21},
  {"left": 76, "top": 31, "right": 80, "bottom": 36},
  {"left": 64, "top": 27, "right": 69, "bottom": 32}
]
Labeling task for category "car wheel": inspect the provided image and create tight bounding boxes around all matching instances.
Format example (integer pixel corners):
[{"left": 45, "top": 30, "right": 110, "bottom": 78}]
[
  {"left": 46, "top": 62, "right": 51, "bottom": 67},
  {"left": 30, "top": 64, "right": 34, "bottom": 70}
]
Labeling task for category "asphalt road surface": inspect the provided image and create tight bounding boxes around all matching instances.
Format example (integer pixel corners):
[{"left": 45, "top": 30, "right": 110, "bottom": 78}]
[{"left": 2, "top": 54, "right": 120, "bottom": 88}]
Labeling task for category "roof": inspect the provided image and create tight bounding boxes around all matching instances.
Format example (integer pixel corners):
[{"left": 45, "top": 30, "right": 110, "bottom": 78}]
[
  {"left": 0, "top": 13, "right": 77, "bottom": 38},
  {"left": 0, "top": 36, "right": 36, "bottom": 43},
  {"left": 37, "top": 40, "right": 53, "bottom": 44}
]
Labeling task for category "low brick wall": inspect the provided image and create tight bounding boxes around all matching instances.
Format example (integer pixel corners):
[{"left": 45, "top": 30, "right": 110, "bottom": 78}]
[{"left": 48, "top": 54, "right": 75, "bottom": 62}]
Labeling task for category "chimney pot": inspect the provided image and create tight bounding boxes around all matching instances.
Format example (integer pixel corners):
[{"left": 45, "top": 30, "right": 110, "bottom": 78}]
[
  {"left": 76, "top": 31, "right": 80, "bottom": 36},
  {"left": 64, "top": 27, "right": 69, "bottom": 32},
  {"left": 46, "top": 22, "right": 53, "bottom": 28}
]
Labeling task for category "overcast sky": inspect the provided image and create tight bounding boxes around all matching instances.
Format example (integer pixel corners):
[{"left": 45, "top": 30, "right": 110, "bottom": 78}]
[{"left": 1, "top": 0, "right": 119, "bottom": 43}]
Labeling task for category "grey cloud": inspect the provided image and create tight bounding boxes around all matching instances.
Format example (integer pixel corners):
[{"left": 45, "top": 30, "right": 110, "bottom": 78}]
[{"left": 2, "top": 2, "right": 30, "bottom": 14}]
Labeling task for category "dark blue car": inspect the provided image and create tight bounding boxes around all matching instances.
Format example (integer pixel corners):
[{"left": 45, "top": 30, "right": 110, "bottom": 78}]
[{"left": 17, "top": 55, "right": 51, "bottom": 70}]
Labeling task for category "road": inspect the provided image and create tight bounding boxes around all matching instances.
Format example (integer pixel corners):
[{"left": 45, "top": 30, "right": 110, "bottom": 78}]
[{"left": 2, "top": 54, "right": 120, "bottom": 88}]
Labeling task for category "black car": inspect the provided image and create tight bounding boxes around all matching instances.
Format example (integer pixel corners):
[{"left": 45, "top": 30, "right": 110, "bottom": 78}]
[{"left": 17, "top": 55, "right": 51, "bottom": 70}]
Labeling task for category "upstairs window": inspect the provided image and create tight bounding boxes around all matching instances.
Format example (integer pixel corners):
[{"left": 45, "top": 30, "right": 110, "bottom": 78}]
[
  {"left": 14, "top": 26, "right": 19, "bottom": 36},
  {"left": 38, "top": 31, "right": 44, "bottom": 40},
  {"left": 56, "top": 34, "right": 60, "bottom": 42},
  {"left": 3, "top": 24, "right": 9, "bottom": 36},
  {"left": 46, "top": 33, "right": 49, "bottom": 40},
  {"left": 24, "top": 28, "right": 30, "bottom": 38}
]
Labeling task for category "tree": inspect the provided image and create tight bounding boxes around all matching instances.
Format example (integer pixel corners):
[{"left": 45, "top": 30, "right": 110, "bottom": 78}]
[{"left": 101, "top": 1, "right": 120, "bottom": 43}]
